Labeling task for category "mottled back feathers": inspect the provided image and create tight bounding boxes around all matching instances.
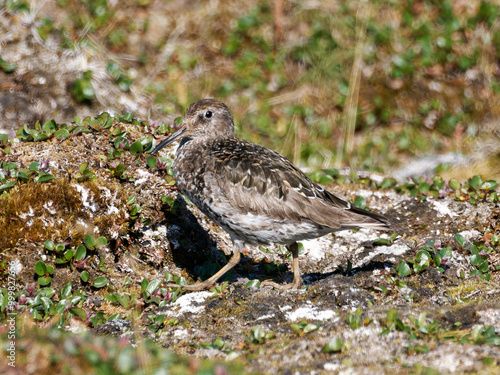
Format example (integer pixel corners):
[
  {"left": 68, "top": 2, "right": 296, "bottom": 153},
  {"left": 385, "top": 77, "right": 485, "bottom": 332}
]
[
  {"left": 162, "top": 98, "right": 391, "bottom": 245},
  {"left": 177, "top": 136, "right": 389, "bottom": 232}
]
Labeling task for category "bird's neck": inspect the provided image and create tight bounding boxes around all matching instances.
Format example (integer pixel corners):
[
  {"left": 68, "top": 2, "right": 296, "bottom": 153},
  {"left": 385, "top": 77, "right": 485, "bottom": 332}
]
[{"left": 177, "top": 135, "right": 236, "bottom": 150}]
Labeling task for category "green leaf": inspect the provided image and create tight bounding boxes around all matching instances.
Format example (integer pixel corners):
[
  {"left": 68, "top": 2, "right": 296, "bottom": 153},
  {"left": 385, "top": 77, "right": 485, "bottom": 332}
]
[
  {"left": 0, "top": 289, "right": 7, "bottom": 312},
  {"left": 481, "top": 180, "right": 498, "bottom": 190},
  {"left": 54, "top": 128, "right": 70, "bottom": 140},
  {"left": 72, "top": 72, "right": 95, "bottom": 102},
  {"left": 386, "top": 309, "right": 398, "bottom": 323},
  {"left": 164, "top": 272, "right": 173, "bottom": 283},
  {"left": 433, "top": 253, "right": 441, "bottom": 267},
  {"left": 42, "top": 120, "right": 56, "bottom": 133},
  {"left": 468, "top": 175, "right": 482, "bottom": 189},
  {"left": 116, "top": 294, "right": 130, "bottom": 308},
  {"left": 146, "top": 279, "right": 161, "bottom": 295},
  {"left": 29, "top": 162, "right": 40, "bottom": 171},
  {"left": 35, "top": 173, "right": 56, "bottom": 183},
  {"left": 34, "top": 261, "right": 47, "bottom": 276},
  {"left": 93, "top": 276, "right": 109, "bottom": 288},
  {"left": 16, "top": 169, "right": 30, "bottom": 182},
  {"left": 95, "top": 237, "right": 108, "bottom": 247},
  {"left": 81, "top": 271, "right": 90, "bottom": 282},
  {"left": 146, "top": 156, "right": 157, "bottom": 169},
  {"left": 416, "top": 250, "right": 431, "bottom": 262},
  {"left": 64, "top": 249, "right": 75, "bottom": 261},
  {"left": 126, "top": 195, "right": 136, "bottom": 205},
  {"left": 40, "top": 296, "right": 53, "bottom": 313},
  {"left": 245, "top": 279, "right": 261, "bottom": 289},
  {"left": 396, "top": 261, "right": 411, "bottom": 277},
  {"left": 108, "top": 313, "right": 122, "bottom": 320},
  {"left": 79, "top": 162, "right": 89, "bottom": 174},
  {"left": 379, "top": 178, "right": 397, "bottom": 189},
  {"left": 418, "top": 182, "right": 430, "bottom": 194},
  {"left": 439, "top": 247, "right": 453, "bottom": 258},
  {"left": 33, "top": 133, "right": 49, "bottom": 142},
  {"left": 413, "top": 345, "right": 430, "bottom": 353},
  {"left": 44, "top": 240, "right": 55, "bottom": 251},
  {"left": 130, "top": 204, "right": 140, "bottom": 216},
  {"left": 321, "top": 338, "right": 342, "bottom": 353},
  {"left": 480, "top": 357, "right": 495, "bottom": 367},
  {"left": 75, "top": 245, "right": 87, "bottom": 261},
  {"left": 353, "top": 196, "right": 366, "bottom": 209},
  {"left": 470, "top": 245, "right": 479, "bottom": 255},
  {"left": 69, "top": 307, "right": 87, "bottom": 320},
  {"left": 46, "top": 264, "right": 54, "bottom": 275},
  {"left": 417, "top": 312, "right": 426, "bottom": 327},
  {"left": 454, "top": 233, "right": 465, "bottom": 247},
  {"left": 72, "top": 126, "right": 90, "bottom": 134},
  {"left": 470, "top": 254, "right": 481, "bottom": 265},
  {"left": 373, "top": 238, "right": 391, "bottom": 246},
  {"left": 39, "top": 287, "right": 56, "bottom": 298},
  {"left": 303, "top": 323, "right": 320, "bottom": 333},
  {"left": 84, "top": 234, "right": 96, "bottom": 250},
  {"left": 120, "top": 113, "right": 133, "bottom": 123},
  {"left": 0, "top": 133, "right": 8, "bottom": 145},
  {"left": 478, "top": 260, "right": 489, "bottom": 273},
  {"left": 174, "top": 276, "right": 187, "bottom": 285},
  {"left": 290, "top": 324, "right": 301, "bottom": 335},
  {"left": 470, "top": 195, "right": 477, "bottom": 205},
  {"left": 141, "top": 278, "right": 149, "bottom": 292},
  {"left": 0, "top": 180, "right": 16, "bottom": 192},
  {"left": 480, "top": 273, "right": 491, "bottom": 280},
  {"left": 129, "top": 140, "right": 144, "bottom": 155},
  {"left": 448, "top": 179, "right": 461, "bottom": 190},
  {"left": 61, "top": 281, "right": 72, "bottom": 298},
  {"left": 38, "top": 276, "right": 52, "bottom": 286},
  {"left": 55, "top": 243, "right": 65, "bottom": 252}
]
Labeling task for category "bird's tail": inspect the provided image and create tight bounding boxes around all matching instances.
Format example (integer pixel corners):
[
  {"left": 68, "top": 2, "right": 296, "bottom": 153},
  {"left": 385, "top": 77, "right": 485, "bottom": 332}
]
[{"left": 345, "top": 203, "right": 392, "bottom": 231}]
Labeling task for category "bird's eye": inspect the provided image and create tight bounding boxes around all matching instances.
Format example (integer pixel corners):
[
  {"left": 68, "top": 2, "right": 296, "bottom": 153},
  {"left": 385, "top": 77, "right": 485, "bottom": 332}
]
[{"left": 205, "top": 111, "right": 213, "bottom": 118}]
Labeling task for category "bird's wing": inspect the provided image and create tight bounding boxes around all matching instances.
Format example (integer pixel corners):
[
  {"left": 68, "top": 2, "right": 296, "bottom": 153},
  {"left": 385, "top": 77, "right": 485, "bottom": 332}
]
[{"left": 209, "top": 139, "right": 389, "bottom": 230}]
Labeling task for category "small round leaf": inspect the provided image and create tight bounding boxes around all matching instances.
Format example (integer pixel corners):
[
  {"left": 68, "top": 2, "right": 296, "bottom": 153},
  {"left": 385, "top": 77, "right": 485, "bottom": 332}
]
[
  {"left": 75, "top": 245, "right": 87, "bottom": 261},
  {"left": 93, "top": 276, "right": 109, "bottom": 288},
  {"left": 44, "top": 240, "right": 55, "bottom": 251},
  {"left": 34, "top": 261, "right": 47, "bottom": 276},
  {"left": 81, "top": 271, "right": 90, "bottom": 282},
  {"left": 38, "top": 276, "right": 52, "bottom": 286}
]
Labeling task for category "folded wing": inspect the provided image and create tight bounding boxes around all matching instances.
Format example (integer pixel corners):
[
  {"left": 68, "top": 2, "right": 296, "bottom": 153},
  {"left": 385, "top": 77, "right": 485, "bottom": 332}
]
[{"left": 210, "top": 139, "right": 390, "bottom": 231}]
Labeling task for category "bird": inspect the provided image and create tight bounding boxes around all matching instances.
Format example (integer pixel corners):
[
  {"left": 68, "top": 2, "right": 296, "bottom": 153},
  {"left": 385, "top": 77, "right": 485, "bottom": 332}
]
[{"left": 151, "top": 99, "right": 391, "bottom": 290}]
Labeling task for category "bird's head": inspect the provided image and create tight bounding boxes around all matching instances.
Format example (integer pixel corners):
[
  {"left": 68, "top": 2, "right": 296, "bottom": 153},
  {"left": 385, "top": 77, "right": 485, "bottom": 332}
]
[{"left": 151, "top": 98, "right": 235, "bottom": 154}]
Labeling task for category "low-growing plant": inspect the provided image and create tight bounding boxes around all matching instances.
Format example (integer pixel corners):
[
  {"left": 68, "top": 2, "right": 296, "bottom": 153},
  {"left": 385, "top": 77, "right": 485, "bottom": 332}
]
[
  {"left": 346, "top": 307, "right": 369, "bottom": 330},
  {"left": 455, "top": 233, "right": 493, "bottom": 280},
  {"left": 74, "top": 162, "right": 96, "bottom": 182},
  {"left": 34, "top": 260, "right": 54, "bottom": 286},
  {"left": 396, "top": 240, "right": 453, "bottom": 277},
  {"left": 246, "top": 326, "right": 276, "bottom": 345},
  {"left": 321, "top": 338, "right": 343, "bottom": 353},
  {"left": 290, "top": 320, "right": 321, "bottom": 336},
  {"left": 381, "top": 309, "right": 500, "bottom": 347}
]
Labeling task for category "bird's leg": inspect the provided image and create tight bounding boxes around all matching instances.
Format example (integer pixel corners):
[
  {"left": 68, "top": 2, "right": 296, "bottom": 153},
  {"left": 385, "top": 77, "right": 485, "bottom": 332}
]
[
  {"left": 262, "top": 242, "right": 303, "bottom": 289},
  {"left": 166, "top": 250, "right": 241, "bottom": 291}
]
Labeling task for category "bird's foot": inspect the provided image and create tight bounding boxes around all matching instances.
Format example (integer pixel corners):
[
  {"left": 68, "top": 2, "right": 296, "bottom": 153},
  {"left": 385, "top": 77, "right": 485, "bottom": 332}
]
[
  {"left": 165, "top": 281, "right": 215, "bottom": 291},
  {"left": 261, "top": 276, "right": 303, "bottom": 290},
  {"left": 164, "top": 250, "right": 241, "bottom": 292}
]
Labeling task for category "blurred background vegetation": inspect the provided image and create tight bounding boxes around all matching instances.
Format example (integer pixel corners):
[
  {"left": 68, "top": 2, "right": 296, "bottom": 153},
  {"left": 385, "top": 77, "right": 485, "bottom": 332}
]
[{"left": 2, "top": 0, "right": 500, "bottom": 177}]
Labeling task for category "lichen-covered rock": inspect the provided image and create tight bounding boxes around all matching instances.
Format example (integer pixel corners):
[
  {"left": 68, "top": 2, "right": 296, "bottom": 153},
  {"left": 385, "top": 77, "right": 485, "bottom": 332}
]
[{"left": 1, "top": 114, "right": 499, "bottom": 374}]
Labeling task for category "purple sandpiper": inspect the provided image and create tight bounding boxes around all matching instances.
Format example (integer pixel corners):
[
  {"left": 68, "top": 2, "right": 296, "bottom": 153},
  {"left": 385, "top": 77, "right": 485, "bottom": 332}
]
[{"left": 152, "top": 99, "right": 391, "bottom": 290}]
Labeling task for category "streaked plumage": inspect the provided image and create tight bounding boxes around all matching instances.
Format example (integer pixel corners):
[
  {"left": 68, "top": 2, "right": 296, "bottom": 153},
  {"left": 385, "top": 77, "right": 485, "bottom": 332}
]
[{"left": 152, "top": 99, "right": 391, "bottom": 290}]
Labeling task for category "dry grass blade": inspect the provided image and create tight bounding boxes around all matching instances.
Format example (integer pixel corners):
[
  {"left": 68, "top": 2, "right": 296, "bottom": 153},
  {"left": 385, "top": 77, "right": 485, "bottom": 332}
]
[{"left": 340, "top": 0, "right": 371, "bottom": 166}]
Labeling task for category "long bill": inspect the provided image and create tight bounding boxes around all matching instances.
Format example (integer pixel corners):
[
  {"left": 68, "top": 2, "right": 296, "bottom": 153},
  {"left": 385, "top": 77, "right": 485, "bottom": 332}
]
[{"left": 150, "top": 124, "right": 187, "bottom": 155}]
